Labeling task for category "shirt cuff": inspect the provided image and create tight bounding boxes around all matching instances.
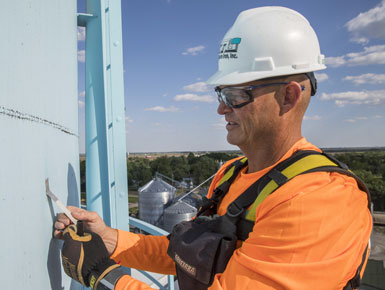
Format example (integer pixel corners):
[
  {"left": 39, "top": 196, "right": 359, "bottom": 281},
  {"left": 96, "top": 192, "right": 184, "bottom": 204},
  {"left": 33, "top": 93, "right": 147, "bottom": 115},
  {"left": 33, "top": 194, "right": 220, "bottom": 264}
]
[{"left": 110, "top": 229, "right": 141, "bottom": 261}]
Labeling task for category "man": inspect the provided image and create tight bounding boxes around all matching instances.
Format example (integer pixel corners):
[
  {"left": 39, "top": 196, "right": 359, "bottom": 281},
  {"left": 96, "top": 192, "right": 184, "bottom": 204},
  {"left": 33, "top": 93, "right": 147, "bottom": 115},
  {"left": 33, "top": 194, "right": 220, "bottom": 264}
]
[{"left": 55, "top": 6, "right": 372, "bottom": 290}]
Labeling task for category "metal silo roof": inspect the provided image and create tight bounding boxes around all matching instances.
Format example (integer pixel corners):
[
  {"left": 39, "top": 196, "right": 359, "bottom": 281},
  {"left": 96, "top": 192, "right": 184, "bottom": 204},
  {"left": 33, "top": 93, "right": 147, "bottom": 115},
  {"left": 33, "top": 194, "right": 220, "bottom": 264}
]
[
  {"left": 139, "top": 178, "right": 176, "bottom": 193},
  {"left": 165, "top": 201, "right": 197, "bottom": 214}
]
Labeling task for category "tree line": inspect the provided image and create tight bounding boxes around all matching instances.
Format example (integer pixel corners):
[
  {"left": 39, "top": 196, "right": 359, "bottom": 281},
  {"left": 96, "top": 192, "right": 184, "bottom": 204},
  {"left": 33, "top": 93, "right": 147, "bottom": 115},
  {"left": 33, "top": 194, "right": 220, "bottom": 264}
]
[
  {"left": 80, "top": 151, "right": 385, "bottom": 211},
  {"left": 80, "top": 152, "right": 240, "bottom": 192},
  {"left": 126, "top": 152, "right": 239, "bottom": 188},
  {"left": 334, "top": 151, "right": 385, "bottom": 211}
]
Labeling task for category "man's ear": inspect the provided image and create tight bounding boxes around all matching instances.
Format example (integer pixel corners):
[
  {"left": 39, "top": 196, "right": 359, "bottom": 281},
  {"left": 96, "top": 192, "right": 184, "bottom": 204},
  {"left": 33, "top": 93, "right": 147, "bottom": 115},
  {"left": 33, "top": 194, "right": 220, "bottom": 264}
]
[{"left": 280, "top": 82, "right": 301, "bottom": 115}]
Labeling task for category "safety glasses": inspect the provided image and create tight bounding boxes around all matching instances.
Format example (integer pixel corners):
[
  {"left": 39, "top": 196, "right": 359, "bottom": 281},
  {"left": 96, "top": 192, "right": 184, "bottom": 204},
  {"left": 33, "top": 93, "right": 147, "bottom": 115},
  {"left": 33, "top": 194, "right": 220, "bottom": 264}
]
[{"left": 215, "top": 82, "right": 305, "bottom": 108}]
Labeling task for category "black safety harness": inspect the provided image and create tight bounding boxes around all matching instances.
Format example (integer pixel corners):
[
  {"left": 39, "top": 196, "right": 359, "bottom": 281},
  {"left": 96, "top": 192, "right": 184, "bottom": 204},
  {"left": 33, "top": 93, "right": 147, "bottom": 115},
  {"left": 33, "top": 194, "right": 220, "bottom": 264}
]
[{"left": 167, "top": 150, "right": 372, "bottom": 290}]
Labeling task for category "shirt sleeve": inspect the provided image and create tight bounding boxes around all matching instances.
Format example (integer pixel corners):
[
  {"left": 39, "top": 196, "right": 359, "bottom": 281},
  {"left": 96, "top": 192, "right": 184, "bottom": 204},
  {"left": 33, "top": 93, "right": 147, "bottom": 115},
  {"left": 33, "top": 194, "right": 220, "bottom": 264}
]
[
  {"left": 109, "top": 162, "right": 231, "bottom": 290},
  {"left": 114, "top": 275, "right": 160, "bottom": 290},
  {"left": 208, "top": 172, "right": 372, "bottom": 290},
  {"left": 110, "top": 230, "right": 176, "bottom": 275}
]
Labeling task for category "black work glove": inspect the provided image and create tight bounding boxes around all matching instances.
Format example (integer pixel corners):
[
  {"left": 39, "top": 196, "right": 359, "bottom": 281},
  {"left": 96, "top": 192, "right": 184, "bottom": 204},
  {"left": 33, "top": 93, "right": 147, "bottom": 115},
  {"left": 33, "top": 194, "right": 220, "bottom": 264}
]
[{"left": 61, "top": 223, "right": 121, "bottom": 289}]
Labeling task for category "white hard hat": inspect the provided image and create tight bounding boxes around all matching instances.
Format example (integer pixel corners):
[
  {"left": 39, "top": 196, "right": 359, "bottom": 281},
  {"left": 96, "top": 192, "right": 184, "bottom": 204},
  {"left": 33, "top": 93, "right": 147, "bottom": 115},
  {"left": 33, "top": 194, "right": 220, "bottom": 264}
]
[{"left": 207, "top": 6, "right": 326, "bottom": 86}]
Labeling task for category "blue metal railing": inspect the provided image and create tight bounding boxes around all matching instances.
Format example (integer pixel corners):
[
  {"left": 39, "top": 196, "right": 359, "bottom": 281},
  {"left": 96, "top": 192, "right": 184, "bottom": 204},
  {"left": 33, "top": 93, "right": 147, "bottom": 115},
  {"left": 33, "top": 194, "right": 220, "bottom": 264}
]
[
  {"left": 78, "top": 1, "right": 170, "bottom": 288},
  {"left": 129, "top": 217, "right": 175, "bottom": 290}
]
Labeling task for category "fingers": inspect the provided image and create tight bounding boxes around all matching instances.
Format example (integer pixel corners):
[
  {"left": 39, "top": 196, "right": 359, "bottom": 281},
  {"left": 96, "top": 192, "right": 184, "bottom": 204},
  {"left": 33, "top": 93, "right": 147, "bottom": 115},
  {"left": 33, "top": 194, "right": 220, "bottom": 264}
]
[
  {"left": 53, "top": 212, "right": 71, "bottom": 239},
  {"left": 55, "top": 219, "right": 68, "bottom": 230},
  {"left": 67, "top": 206, "right": 85, "bottom": 220},
  {"left": 53, "top": 207, "right": 82, "bottom": 239},
  {"left": 67, "top": 206, "right": 98, "bottom": 223},
  {"left": 53, "top": 206, "right": 105, "bottom": 240},
  {"left": 59, "top": 212, "right": 72, "bottom": 224},
  {"left": 55, "top": 212, "right": 71, "bottom": 230},
  {"left": 53, "top": 229, "right": 64, "bottom": 239}
]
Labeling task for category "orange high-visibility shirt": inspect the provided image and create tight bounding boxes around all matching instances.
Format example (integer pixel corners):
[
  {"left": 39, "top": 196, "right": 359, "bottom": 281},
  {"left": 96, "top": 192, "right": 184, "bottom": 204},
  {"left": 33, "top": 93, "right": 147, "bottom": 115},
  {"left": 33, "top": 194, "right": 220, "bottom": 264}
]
[{"left": 111, "top": 138, "right": 372, "bottom": 290}]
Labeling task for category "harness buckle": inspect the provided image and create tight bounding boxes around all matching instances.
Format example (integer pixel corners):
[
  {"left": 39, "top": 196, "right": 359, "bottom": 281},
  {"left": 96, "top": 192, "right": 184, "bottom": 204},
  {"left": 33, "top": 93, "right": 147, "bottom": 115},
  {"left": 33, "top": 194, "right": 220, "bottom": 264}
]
[{"left": 226, "top": 202, "right": 245, "bottom": 218}]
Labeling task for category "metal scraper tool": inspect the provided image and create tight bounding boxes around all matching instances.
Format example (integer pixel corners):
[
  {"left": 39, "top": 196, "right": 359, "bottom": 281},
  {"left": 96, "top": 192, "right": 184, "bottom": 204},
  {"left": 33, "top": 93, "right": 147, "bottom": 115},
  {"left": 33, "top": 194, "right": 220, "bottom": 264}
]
[{"left": 45, "top": 178, "right": 78, "bottom": 225}]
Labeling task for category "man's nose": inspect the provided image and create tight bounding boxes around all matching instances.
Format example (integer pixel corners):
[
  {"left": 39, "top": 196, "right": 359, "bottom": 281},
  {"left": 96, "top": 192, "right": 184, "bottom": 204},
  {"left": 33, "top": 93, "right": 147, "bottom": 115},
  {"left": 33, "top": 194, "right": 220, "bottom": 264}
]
[{"left": 217, "top": 100, "right": 233, "bottom": 115}]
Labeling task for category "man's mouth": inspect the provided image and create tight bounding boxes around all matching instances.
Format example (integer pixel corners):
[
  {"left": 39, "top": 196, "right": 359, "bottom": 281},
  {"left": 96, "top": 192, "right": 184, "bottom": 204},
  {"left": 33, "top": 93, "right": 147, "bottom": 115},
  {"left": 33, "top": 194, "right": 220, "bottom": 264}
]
[{"left": 226, "top": 121, "right": 238, "bottom": 129}]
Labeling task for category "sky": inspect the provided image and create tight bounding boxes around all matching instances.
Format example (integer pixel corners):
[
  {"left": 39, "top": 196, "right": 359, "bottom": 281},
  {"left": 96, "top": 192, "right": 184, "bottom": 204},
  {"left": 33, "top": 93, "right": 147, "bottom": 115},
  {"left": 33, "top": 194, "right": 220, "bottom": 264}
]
[{"left": 77, "top": 0, "right": 385, "bottom": 153}]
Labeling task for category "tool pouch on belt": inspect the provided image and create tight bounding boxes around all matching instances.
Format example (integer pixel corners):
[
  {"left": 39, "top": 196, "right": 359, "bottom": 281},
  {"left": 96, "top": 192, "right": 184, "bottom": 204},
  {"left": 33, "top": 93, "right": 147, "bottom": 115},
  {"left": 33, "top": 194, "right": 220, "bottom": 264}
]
[{"left": 167, "top": 214, "right": 238, "bottom": 290}]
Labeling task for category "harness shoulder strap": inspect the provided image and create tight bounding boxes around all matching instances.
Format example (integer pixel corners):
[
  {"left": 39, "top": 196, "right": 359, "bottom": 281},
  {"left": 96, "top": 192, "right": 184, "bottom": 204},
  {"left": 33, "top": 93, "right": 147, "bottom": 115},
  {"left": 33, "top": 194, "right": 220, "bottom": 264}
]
[
  {"left": 197, "top": 156, "right": 248, "bottom": 216},
  {"left": 225, "top": 151, "right": 337, "bottom": 221},
  {"left": 241, "top": 151, "right": 371, "bottom": 222}
]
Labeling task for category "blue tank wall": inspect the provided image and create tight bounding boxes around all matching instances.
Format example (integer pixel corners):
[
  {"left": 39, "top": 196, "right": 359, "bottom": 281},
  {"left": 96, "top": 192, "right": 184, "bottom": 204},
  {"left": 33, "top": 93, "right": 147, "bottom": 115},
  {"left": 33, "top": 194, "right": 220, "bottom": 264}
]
[{"left": 0, "top": 1, "right": 81, "bottom": 289}]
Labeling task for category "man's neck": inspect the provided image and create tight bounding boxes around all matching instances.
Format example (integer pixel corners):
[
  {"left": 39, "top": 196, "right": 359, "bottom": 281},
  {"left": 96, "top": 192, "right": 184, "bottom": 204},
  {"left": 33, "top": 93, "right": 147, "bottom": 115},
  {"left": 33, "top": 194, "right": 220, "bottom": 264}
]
[{"left": 241, "top": 134, "right": 302, "bottom": 173}]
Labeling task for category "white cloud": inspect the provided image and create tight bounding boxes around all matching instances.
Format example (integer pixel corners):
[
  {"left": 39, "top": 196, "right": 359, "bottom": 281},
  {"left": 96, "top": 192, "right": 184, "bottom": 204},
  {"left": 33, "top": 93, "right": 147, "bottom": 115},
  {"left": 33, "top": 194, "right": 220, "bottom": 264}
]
[
  {"left": 78, "top": 27, "right": 86, "bottom": 41},
  {"left": 320, "top": 89, "right": 385, "bottom": 106},
  {"left": 78, "top": 50, "right": 85, "bottom": 63},
  {"left": 144, "top": 106, "right": 179, "bottom": 112},
  {"left": 212, "top": 117, "right": 226, "bottom": 129},
  {"left": 344, "top": 116, "right": 369, "bottom": 123},
  {"left": 183, "top": 81, "right": 211, "bottom": 93},
  {"left": 304, "top": 115, "right": 322, "bottom": 121},
  {"left": 78, "top": 100, "right": 85, "bottom": 108},
  {"left": 325, "top": 56, "right": 347, "bottom": 67},
  {"left": 325, "top": 45, "right": 385, "bottom": 67},
  {"left": 342, "top": 115, "right": 381, "bottom": 123},
  {"left": 350, "top": 37, "right": 370, "bottom": 45},
  {"left": 345, "top": 0, "right": 385, "bottom": 44},
  {"left": 173, "top": 93, "right": 215, "bottom": 103},
  {"left": 315, "top": 73, "right": 328, "bottom": 82},
  {"left": 343, "top": 73, "right": 385, "bottom": 85},
  {"left": 182, "top": 45, "right": 205, "bottom": 56}
]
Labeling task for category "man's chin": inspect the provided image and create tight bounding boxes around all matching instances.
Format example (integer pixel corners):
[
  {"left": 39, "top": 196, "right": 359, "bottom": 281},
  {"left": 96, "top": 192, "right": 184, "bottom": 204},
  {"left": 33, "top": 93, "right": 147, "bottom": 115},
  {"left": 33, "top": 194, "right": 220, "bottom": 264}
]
[{"left": 226, "top": 134, "right": 241, "bottom": 146}]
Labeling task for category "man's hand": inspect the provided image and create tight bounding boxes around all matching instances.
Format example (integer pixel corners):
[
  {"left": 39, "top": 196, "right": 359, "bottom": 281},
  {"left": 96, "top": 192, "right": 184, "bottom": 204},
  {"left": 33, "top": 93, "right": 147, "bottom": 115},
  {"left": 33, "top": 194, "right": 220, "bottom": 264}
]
[
  {"left": 54, "top": 206, "right": 118, "bottom": 255},
  {"left": 61, "top": 224, "right": 121, "bottom": 289}
]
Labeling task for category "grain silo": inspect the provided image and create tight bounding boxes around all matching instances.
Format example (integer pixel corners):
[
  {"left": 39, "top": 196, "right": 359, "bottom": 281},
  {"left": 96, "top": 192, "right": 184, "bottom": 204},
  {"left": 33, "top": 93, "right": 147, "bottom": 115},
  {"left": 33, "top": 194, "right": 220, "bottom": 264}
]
[
  {"left": 163, "top": 200, "right": 197, "bottom": 232},
  {"left": 138, "top": 178, "right": 176, "bottom": 226}
]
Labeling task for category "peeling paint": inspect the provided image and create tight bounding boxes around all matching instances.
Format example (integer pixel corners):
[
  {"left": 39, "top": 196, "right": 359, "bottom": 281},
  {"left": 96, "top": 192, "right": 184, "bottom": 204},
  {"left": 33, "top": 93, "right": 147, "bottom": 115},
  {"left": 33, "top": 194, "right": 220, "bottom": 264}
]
[{"left": 0, "top": 105, "right": 78, "bottom": 137}]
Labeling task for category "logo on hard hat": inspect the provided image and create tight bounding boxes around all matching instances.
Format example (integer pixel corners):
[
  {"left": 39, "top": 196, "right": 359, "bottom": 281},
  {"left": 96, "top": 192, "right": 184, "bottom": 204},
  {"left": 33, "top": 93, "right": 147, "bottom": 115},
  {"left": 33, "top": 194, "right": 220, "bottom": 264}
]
[{"left": 219, "top": 38, "right": 241, "bottom": 60}]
